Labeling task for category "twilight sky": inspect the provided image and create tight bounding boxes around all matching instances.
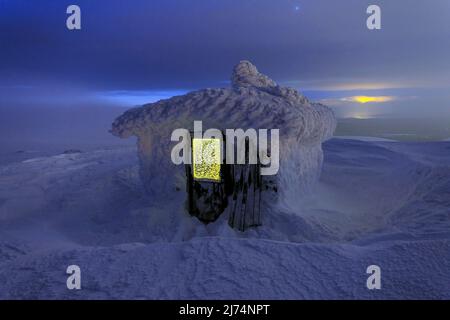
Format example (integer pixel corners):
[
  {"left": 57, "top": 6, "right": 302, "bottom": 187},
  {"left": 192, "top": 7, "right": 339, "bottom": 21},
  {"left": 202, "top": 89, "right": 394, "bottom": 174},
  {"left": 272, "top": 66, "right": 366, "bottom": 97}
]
[{"left": 1, "top": 0, "right": 450, "bottom": 118}]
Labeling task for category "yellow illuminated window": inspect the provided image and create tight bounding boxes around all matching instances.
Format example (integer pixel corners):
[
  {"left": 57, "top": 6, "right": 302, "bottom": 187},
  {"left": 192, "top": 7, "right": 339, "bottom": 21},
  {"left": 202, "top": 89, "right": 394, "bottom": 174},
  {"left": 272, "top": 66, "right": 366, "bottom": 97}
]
[{"left": 192, "top": 138, "right": 221, "bottom": 182}]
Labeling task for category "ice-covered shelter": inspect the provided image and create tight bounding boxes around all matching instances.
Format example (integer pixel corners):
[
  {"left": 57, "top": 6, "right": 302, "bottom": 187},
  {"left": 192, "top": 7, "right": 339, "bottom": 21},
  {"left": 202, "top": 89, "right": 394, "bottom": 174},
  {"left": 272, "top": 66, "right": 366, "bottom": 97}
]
[{"left": 111, "top": 61, "right": 336, "bottom": 229}]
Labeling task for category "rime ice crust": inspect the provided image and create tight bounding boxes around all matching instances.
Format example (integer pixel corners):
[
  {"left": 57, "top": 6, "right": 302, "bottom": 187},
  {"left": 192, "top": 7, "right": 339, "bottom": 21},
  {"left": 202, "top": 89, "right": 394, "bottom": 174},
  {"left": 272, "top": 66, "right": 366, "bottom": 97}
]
[
  {"left": 111, "top": 61, "right": 336, "bottom": 205},
  {"left": 231, "top": 60, "right": 277, "bottom": 89}
]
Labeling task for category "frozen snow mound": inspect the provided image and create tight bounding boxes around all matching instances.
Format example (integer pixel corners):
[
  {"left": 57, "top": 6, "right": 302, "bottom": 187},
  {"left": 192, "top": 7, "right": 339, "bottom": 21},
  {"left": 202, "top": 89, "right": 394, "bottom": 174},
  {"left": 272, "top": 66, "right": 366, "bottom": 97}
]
[{"left": 111, "top": 61, "right": 336, "bottom": 207}]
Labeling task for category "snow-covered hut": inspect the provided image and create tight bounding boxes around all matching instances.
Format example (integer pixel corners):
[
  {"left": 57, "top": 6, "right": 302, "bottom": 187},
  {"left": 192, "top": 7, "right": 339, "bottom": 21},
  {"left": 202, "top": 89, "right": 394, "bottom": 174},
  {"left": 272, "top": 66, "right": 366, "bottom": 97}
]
[{"left": 111, "top": 61, "right": 336, "bottom": 227}]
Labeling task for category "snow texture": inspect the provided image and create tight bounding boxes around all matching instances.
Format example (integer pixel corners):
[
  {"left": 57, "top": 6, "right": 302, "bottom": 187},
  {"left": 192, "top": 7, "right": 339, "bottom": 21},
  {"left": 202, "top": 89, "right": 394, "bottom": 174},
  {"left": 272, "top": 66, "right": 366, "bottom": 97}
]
[
  {"left": 0, "top": 139, "right": 450, "bottom": 299},
  {"left": 111, "top": 61, "right": 336, "bottom": 207}
]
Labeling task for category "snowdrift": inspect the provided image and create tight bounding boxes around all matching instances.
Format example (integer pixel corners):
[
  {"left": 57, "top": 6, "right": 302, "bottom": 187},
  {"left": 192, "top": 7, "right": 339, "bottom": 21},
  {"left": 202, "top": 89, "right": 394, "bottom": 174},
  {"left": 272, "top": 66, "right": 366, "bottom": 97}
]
[{"left": 1, "top": 139, "right": 450, "bottom": 298}]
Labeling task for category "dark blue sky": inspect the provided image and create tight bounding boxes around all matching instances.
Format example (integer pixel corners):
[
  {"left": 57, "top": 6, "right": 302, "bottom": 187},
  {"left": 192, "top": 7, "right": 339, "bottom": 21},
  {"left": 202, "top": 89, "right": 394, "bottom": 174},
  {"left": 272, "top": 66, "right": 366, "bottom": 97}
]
[{"left": 1, "top": 0, "right": 450, "bottom": 118}]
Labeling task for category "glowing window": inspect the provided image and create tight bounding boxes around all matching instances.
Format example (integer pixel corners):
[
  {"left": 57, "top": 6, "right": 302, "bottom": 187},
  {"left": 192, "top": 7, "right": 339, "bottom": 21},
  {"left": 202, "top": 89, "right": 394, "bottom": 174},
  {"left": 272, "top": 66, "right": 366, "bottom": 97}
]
[{"left": 192, "top": 138, "right": 221, "bottom": 182}]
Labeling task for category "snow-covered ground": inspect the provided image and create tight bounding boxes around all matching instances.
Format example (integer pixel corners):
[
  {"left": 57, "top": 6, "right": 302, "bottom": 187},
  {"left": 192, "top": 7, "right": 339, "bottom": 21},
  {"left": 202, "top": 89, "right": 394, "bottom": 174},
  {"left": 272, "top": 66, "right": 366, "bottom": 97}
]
[
  {"left": 0, "top": 138, "right": 449, "bottom": 299},
  {"left": 333, "top": 136, "right": 397, "bottom": 142}
]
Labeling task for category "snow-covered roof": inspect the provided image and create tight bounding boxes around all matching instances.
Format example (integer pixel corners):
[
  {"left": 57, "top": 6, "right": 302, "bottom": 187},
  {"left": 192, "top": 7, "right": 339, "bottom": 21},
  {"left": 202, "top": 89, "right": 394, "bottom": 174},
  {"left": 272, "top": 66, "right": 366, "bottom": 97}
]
[{"left": 111, "top": 61, "right": 336, "bottom": 145}]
